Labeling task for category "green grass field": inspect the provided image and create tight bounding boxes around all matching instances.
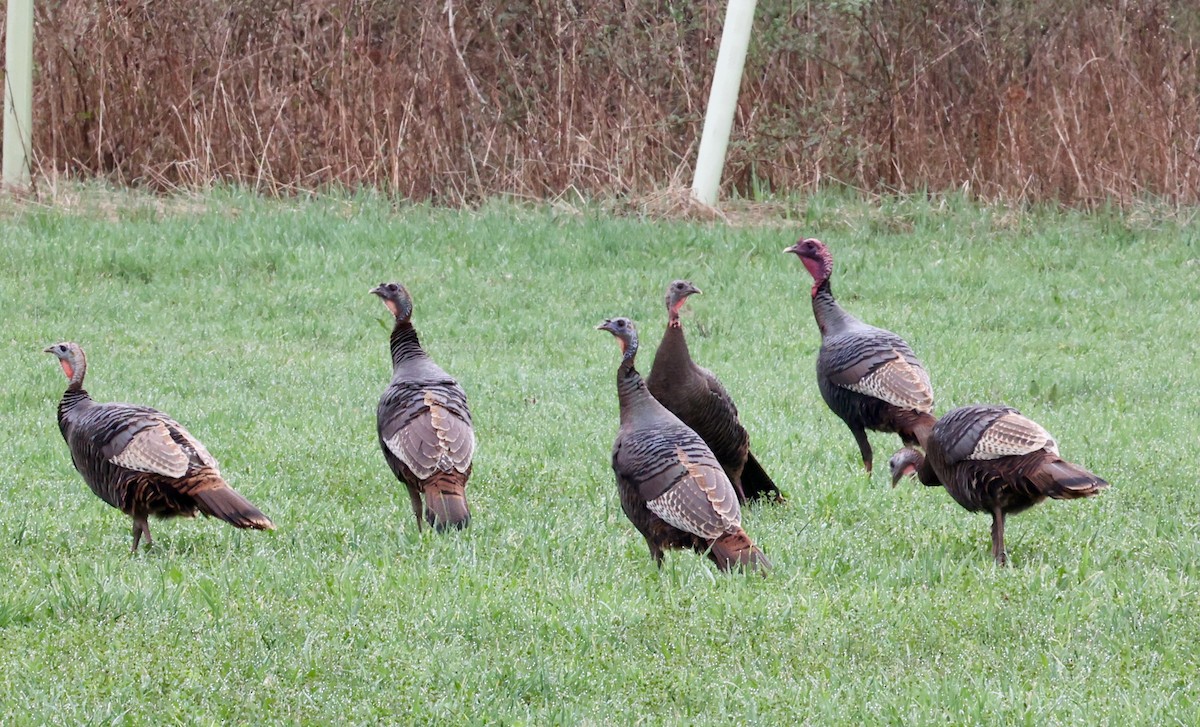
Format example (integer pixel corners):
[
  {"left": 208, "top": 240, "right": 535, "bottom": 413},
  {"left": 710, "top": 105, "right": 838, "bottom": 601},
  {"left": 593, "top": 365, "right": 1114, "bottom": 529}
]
[{"left": 1, "top": 188, "right": 1198, "bottom": 723}]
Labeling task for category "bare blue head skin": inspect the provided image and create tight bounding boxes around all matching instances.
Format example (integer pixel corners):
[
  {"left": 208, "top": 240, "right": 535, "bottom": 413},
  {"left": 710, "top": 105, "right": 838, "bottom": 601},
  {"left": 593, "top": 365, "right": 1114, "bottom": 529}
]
[
  {"left": 783, "top": 237, "right": 835, "bottom": 296},
  {"left": 888, "top": 448, "right": 924, "bottom": 487},
  {"left": 597, "top": 317, "right": 639, "bottom": 361},
  {"left": 44, "top": 341, "right": 87, "bottom": 386},
  {"left": 371, "top": 282, "right": 414, "bottom": 322},
  {"left": 665, "top": 280, "right": 702, "bottom": 327}
]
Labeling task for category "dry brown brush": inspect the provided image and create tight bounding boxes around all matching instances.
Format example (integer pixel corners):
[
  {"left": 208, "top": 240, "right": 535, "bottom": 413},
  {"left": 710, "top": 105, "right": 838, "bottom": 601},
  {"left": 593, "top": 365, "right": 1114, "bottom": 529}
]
[{"left": 17, "top": 0, "right": 1200, "bottom": 205}]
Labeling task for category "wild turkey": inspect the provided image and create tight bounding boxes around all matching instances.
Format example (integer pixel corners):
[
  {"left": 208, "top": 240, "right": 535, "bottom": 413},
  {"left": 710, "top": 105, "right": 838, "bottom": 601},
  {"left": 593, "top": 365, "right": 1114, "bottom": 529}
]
[
  {"left": 784, "top": 237, "right": 936, "bottom": 473},
  {"left": 889, "top": 404, "right": 1108, "bottom": 565},
  {"left": 44, "top": 342, "right": 274, "bottom": 552},
  {"left": 372, "top": 282, "right": 475, "bottom": 532},
  {"left": 646, "top": 280, "right": 782, "bottom": 504},
  {"left": 598, "top": 316, "right": 770, "bottom": 573}
]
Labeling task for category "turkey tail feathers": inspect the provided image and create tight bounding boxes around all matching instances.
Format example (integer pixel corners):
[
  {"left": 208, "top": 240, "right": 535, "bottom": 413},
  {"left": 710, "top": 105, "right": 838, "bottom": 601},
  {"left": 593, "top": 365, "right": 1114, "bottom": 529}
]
[
  {"left": 192, "top": 485, "right": 275, "bottom": 530},
  {"left": 422, "top": 474, "right": 471, "bottom": 531},
  {"left": 740, "top": 451, "right": 783, "bottom": 502},
  {"left": 1033, "top": 459, "right": 1109, "bottom": 500},
  {"left": 710, "top": 530, "right": 771, "bottom": 575}
]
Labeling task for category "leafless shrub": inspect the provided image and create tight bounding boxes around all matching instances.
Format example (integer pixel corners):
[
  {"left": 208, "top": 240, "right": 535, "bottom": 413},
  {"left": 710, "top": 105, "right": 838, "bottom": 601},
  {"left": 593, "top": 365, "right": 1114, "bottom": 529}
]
[{"left": 15, "top": 0, "right": 1200, "bottom": 206}]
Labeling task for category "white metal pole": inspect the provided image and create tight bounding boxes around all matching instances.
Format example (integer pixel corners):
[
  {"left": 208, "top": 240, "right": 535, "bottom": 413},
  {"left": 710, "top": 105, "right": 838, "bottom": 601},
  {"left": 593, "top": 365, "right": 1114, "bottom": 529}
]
[
  {"left": 691, "top": 0, "right": 757, "bottom": 206},
  {"left": 3, "top": 0, "right": 34, "bottom": 189}
]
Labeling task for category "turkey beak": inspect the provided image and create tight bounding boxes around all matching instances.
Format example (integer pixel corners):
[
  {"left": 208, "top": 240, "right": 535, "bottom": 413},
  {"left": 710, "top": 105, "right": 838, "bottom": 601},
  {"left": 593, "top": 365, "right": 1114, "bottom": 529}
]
[
  {"left": 689, "top": 284, "right": 702, "bottom": 296},
  {"left": 783, "top": 243, "right": 801, "bottom": 256},
  {"left": 889, "top": 455, "right": 916, "bottom": 488},
  {"left": 42, "top": 345, "right": 55, "bottom": 354},
  {"left": 369, "top": 284, "right": 385, "bottom": 297}
]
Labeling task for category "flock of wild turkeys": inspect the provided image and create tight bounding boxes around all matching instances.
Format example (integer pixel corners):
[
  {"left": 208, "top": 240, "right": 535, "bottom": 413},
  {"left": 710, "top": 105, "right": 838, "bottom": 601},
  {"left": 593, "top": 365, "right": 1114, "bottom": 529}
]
[{"left": 44, "top": 237, "right": 1107, "bottom": 567}]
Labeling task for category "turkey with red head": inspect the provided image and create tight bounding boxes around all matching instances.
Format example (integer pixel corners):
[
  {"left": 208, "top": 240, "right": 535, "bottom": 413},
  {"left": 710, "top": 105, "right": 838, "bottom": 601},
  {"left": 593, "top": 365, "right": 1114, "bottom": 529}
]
[
  {"left": 599, "top": 316, "right": 769, "bottom": 574},
  {"left": 373, "top": 282, "right": 475, "bottom": 532},
  {"left": 45, "top": 342, "right": 275, "bottom": 552},
  {"left": 889, "top": 404, "right": 1108, "bottom": 565},
  {"left": 784, "top": 237, "right": 936, "bottom": 474},
  {"left": 646, "top": 280, "right": 782, "bottom": 504}
]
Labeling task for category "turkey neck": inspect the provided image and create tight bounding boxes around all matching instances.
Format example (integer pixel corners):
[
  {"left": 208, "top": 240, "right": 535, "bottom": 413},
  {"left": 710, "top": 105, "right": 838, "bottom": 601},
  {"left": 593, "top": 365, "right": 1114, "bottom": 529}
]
[
  {"left": 651, "top": 322, "right": 696, "bottom": 379},
  {"left": 616, "top": 354, "right": 659, "bottom": 424},
  {"left": 56, "top": 366, "right": 93, "bottom": 429},
  {"left": 910, "top": 451, "right": 942, "bottom": 486},
  {"left": 389, "top": 320, "right": 427, "bottom": 368},
  {"left": 811, "top": 278, "right": 861, "bottom": 337}
]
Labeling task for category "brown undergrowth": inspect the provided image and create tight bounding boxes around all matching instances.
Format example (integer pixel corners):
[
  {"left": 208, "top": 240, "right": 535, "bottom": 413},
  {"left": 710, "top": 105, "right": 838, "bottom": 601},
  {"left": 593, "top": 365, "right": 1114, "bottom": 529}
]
[{"left": 14, "top": 1, "right": 1200, "bottom": 206}]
